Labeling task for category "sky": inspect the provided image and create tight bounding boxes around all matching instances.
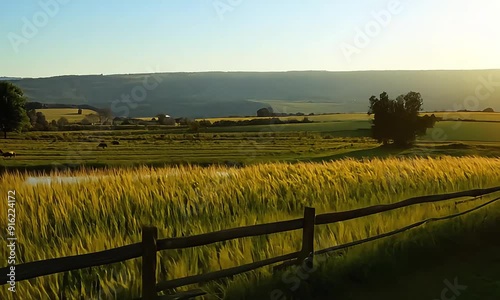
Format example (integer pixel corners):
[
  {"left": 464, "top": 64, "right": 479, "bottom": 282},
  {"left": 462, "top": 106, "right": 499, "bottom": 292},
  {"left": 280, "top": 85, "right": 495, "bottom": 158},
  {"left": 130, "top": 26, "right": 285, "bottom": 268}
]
[{"left": 1, "top": 0, "right": 500, "bottom": 78}]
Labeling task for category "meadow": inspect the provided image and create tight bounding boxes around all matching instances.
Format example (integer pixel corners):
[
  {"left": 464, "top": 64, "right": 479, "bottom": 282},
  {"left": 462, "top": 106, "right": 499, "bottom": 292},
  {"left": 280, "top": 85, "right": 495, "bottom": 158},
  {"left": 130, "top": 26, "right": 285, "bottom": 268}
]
[
  {"left": 3, "top": 122, "right": 500, "bottom": 173},
  {"left": 0, "top": 130, "right": 375, "bottom": 171},
  {"left": 37, "top": 107, "right": 500, "bottom": 125},
  {"left": 1, "top": 156, "right": 500, "bottom": 299},
  {"left": 36, "top": 108, "right": 98, "bottom": 122},
  {"left": 1, "top": 111, "right": 500, "bottom": 299},
  {"left": 197, "top": 111, "right": 500, "bottom": 123}
]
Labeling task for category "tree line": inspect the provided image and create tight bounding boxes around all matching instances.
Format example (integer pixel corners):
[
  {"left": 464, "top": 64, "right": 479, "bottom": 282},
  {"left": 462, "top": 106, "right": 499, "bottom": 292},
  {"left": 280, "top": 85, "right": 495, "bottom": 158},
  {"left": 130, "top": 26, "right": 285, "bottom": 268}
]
[
  {"left": 368, "top": 91, "right": 437, "bottom": 146},
  {"left": 0, "top": 81, "right": 446, "bottom": 145}
]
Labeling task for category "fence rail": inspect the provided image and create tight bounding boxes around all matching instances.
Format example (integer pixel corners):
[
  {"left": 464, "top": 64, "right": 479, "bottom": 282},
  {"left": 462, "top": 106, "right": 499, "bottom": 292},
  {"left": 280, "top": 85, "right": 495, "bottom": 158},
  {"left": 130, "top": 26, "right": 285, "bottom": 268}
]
[{"left": 2, "top": 186, "right": 500, "bottom": 299}]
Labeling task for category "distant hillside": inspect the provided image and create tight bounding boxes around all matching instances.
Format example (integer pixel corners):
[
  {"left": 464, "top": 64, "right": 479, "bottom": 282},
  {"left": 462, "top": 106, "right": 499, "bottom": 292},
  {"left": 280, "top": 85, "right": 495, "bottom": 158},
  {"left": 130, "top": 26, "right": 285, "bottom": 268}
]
[
  {"left": 25, "top": 101, "right": 100, "bottom": 111},
  {"left": 5, "top": 70, "right": 500, "bottom": 118}
]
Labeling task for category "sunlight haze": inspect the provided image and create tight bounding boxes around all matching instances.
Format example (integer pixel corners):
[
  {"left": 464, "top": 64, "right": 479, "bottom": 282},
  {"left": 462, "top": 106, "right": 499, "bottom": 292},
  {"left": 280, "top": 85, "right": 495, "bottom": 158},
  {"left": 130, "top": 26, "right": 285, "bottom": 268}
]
[{"left": 1, "top": 0, "right": 500, "bottom": 77}]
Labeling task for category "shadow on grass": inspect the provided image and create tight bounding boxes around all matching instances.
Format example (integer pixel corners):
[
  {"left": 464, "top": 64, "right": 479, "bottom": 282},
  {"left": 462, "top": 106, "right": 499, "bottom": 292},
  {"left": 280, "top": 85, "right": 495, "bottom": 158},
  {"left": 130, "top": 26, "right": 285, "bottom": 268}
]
[
  {"left": 308, "top": 142, "right": 500, "bottom": 163},
  {"left": 0, "top": 160, "right": 248, "bottom": 175},
  {"left": 309, "top": 144, "right": 408, "bottom": 162}
]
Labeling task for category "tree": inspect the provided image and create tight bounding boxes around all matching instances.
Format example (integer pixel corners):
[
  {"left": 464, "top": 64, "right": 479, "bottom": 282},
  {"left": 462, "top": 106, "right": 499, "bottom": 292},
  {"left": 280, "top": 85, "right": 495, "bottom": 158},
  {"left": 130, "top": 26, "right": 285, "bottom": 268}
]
[
  {"left": 85, "top": 113, "right": 100, "bottom": 124},
  {"left": 198, "top": 120, "right": 212, "bottom": 127},
  {"left": 97, "top": 108, "right": 113, "bottom": 124},
  {"left": 257, "top": 107, "right": 274, "bottom": 117},
  {"left": 188, "top": 121, "right": 200, "bottom": 132},
  {"left": 156, "top": 114, "right": 175, "bottom": 125},
  {"left": 0, "top": 82, "right": 29, "bottom": 138},
  {"left": 33, "top": 112, "right": 49, "bottom": 131},
  {"left": 50, "top": 120, "right": 58, "bottom": 130},
  {"left": 25, "top": 102, "right": 44, "bottom": 110},
  {"left": 26, "top": 109, "right": 37, "bottom": 126},
  {"left": 368, "top": 91, "right": 436, "bottom": 146},
  {"left": 81, "top": 117, "right": 92, "bottom": 125},
  {"left": 57, "top": 117, "right": 69, "bottom": 129}
]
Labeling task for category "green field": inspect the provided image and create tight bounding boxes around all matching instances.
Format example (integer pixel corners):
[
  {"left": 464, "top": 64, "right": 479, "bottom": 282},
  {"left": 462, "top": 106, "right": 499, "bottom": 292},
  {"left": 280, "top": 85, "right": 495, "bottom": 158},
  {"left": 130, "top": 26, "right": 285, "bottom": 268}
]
[
  {"left": 425, "top": 122, "right": 500, "bottom": 142},
  {"left": 433, "top": 111, "right": 500, "bottom": 121},
  {"left": 249, "top": 99, "right": 348, "bottom": 114},
  {"left": 36, "top": 108, "right": 98, "bottom": 122},
  {"left": 198, "top": 112, "right": 500, "bottom": 123},
  {"left": 196, "top": 113, "right": 372, "bottom": 123},
  {"left": 0, "top": 130, "right": 374, "bottom": 171},
  {"left": 2, "top": 115, "right": 500, "bottom": 172},
  {"left": 2, "top": 112, "right": 500, "bottom": 299}
]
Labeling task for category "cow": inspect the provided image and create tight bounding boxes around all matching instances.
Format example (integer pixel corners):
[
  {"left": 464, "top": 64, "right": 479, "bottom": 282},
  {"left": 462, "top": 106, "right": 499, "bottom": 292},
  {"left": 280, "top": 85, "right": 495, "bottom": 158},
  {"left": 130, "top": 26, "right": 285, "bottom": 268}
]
[{"left": 0, "top": 150, "right": 16, "bottom": 158}]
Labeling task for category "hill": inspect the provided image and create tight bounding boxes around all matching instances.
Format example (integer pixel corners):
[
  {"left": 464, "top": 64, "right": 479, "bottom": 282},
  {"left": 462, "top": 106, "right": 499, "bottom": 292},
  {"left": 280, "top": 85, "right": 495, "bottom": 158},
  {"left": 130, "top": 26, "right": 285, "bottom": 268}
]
[{"left": 4, "top": 70, "right": 500, "bottom": 118}]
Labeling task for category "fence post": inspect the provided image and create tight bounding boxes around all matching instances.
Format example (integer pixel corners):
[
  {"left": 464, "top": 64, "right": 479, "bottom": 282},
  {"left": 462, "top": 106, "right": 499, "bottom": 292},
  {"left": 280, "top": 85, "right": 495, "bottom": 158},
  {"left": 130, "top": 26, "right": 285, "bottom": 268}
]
[
  {"left": 142, "top": 226, "right": 158, "bottom": 300},
  {"left": 298, "top": 207, "right": 315, "bottom": 268}
]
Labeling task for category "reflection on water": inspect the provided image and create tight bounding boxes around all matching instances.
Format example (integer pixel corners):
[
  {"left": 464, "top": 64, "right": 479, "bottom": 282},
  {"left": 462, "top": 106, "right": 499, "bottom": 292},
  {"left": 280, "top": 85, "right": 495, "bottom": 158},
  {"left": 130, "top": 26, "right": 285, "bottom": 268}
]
[{"left": 24, "top": 172, "right": 232, "bottom": 185}]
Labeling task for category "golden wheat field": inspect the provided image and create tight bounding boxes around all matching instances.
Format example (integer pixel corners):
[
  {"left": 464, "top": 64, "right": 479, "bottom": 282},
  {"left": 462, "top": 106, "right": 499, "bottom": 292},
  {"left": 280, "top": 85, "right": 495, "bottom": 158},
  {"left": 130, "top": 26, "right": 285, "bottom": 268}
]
[{"left": 1, "top": 156, "right": 500, "bottom": 299}]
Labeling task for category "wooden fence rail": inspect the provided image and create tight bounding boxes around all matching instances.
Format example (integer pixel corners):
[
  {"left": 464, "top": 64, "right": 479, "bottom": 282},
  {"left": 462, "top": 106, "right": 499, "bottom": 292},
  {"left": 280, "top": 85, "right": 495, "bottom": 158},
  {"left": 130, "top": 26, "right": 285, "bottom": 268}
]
[{"left": 1, "top": 186, "right": 500, "bottom": 299}]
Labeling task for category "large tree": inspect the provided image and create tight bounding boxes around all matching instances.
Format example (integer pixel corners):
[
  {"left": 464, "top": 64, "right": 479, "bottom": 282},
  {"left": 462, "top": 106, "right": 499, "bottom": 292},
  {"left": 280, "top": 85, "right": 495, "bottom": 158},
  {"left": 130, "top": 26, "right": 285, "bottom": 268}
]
[
  {"left": 0, "top": 82, "right": 29, "bottom": 138},
  {"left": 97, "top": 107, "right": 114, "bottom": 124},
  {"left": 368, "top": 91, "right": 436, "bottom": 146}
]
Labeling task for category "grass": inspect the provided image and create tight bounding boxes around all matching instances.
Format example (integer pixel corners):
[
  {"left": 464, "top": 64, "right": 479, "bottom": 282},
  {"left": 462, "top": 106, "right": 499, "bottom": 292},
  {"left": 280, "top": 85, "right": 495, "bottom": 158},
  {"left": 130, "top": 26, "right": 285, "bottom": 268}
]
[
  {"left": 2, "top": 134, "right": 500, "bottom": 174},
  {"left": 1, "top": 113, "right": 500, "bottom": 298},
  {"left": 0, "top": 131, "right": 375, "bottom": 171},
  {"left": 195, "top": 114, "right": 373, "bottom": 123},
  {"left": 196, "top": 112, "right": 500, "bottom": 123},
  {"left": 1, "top": 156, "right": 500, "bottom": 299},
  {"left": 248, "top": 99, "right": 351, "bottom": 114},
  {"left": 424, "top": 122, "right": 500, "bottom": 142},
  {"left": 37, "top": 110, "right": 500, "bottom": 127},
  {"left": 232, "top": 198, "right": 500, "bottom": 299},
  {"left": 204, "top": 121, "right": 370, "bottom": 133},
  {"left": 36, "top": 108, "right": 98, "bottom": 122},
  {"left": 3, "top": 120, "right": 500, "bottom": 172},
  {"left": 432, "top": 111, "right": 500, "bottom": 121}
]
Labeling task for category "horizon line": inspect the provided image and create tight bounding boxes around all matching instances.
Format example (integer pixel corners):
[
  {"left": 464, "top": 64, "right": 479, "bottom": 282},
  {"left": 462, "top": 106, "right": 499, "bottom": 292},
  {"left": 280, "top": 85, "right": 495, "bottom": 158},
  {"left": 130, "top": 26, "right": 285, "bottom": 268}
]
[{"left": 4, "top": 67, "right": 500, "bottom": 79}]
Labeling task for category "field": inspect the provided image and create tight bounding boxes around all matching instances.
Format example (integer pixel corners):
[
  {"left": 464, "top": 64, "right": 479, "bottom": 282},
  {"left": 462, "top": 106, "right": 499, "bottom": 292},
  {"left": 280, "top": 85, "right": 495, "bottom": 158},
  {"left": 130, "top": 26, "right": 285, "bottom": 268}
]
[
  {"left": 2, "top": 121, "right": 500, "bottom": 172},
  {"left": 432, "top": 111, "right": 500, "bottom": 121},
  {"left": 197, "top": 112, "right": 500, "bottom": 123},
  {"left": 1, "top": 112, "right": 500, "bottom": 299},
  {"left": 195, "top": 114, "right": 371, "bottom": 123},
  {"left": 248, "top": 99, "right": 349, "bottom": 114},
  {"left": 36, "top": 108, "right": 98, "bottom": 122},
  {"left": 1, "top": 156, "right": 500, "bottom": 299},
  {"left": 2, "top": 115, "right": 500, "bottom": 173}
]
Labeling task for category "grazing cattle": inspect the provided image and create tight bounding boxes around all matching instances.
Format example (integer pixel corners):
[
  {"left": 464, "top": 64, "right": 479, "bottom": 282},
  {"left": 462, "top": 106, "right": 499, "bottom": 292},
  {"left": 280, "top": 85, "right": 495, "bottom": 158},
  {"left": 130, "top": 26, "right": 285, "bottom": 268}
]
[
  {"left": 0, "top": 150, "right": 16, "bottom": 158},
  {"left": 97, "top": 143, "right": 107, "bottom": 149},
  {"left": 112, "top": 141, "right": 120, "bottom": 145}
]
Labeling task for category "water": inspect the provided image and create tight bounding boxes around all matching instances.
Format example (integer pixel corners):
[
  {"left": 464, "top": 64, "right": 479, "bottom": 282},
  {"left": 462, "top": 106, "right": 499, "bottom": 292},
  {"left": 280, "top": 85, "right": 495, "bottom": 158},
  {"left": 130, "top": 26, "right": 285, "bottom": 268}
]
[{"left": 24, "top": 171, "right": 233, "bottom": 185}]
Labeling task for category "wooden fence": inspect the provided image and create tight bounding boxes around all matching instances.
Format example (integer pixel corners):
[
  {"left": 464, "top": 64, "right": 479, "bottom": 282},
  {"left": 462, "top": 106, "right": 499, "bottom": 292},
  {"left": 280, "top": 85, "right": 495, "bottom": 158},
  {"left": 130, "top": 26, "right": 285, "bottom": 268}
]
[{"left": 2, "top": 186, "right": 500, "bottom": 299}]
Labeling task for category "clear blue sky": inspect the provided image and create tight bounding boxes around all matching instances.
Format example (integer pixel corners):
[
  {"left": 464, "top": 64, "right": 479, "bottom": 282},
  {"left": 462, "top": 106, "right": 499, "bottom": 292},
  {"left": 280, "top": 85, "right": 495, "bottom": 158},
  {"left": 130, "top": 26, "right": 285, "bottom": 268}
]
[{"left": 1, "top": 0, "right": 499, "bottom": 78}]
